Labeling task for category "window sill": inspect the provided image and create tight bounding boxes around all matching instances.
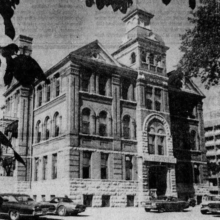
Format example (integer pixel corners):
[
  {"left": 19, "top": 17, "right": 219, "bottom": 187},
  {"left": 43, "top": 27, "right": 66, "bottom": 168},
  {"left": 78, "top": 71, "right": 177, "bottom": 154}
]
[
  {"left": 34, "top": 93, "right": 65, "bottom": 111},
  {"left": 33, "top": 133, "right": 66, "bottom": 146},
  {"left": 79, "top": 133, "right": 113, "bottom": 140},
  {"left": 80, "top": 91, "right": 113, "bottom": 102},
  {"left": 121, "top": 138, "right": 137, "bottom": 143},
  {"left": 120, "top": 99, "right": 137, "bottom": 106}
]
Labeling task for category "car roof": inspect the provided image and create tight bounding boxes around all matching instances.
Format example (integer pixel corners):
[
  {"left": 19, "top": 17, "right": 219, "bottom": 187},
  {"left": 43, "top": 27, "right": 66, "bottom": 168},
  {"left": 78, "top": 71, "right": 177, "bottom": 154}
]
[{"left": 0, "top": 194, "right": 29, "bottom": 196}]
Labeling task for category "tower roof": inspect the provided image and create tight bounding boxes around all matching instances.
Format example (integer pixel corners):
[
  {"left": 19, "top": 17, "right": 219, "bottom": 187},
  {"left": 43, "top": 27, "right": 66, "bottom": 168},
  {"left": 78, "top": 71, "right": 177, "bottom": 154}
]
[{"left": 122, "top": 7, "right": 154, "bottom": 23}]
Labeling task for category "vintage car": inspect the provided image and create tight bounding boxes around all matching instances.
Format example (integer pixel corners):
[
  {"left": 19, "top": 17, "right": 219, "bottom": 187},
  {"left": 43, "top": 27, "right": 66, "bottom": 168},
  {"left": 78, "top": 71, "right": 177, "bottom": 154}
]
[
  {"left": 0, "top": 193, "right": 55, "bottom": 220},
  {"left": 200, "top": 194, "right": 220, "bottom": 214},
  {"left": 46, "top": 197, "right": 86, "bottom": 216},
  {"left": 143, "top": 196, "right": 191, "bottom": 213}
]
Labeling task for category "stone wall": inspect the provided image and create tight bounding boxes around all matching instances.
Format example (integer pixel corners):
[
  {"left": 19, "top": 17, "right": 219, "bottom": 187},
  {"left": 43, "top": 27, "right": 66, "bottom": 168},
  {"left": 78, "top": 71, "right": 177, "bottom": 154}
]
[
  {"left": 0, "top": 177, "right": 16, "bottom": 193},
  {"left": 69, "top": 179, "right": 138, "bottom": 207}
]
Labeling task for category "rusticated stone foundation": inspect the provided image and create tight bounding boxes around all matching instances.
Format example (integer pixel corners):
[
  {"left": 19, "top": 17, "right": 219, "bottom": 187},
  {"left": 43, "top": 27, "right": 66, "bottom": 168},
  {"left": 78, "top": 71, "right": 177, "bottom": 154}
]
[{"left": 70, "top": 179, "right": 138, "bottom": 207}]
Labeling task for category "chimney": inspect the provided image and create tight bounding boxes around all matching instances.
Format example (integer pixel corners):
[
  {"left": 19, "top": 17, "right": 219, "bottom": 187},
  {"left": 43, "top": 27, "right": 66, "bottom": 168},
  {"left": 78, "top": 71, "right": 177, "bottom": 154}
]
[{"left": 14, "top": 35, "right": 33, "bottom": 56}]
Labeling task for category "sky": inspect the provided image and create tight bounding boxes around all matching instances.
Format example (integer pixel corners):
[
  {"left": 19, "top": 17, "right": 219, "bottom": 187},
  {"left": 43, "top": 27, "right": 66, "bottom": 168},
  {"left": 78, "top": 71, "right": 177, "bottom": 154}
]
[{"left": 0, "top": 0, "right": 217, "bottom": 115}]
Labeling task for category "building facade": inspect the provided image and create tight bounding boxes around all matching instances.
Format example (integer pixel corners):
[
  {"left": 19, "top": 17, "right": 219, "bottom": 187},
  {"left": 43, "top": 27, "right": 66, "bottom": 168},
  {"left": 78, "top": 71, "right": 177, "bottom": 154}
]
[
  {"left": 0, "top": 8, "right": 207, "bottom": 206},
  {"left": 203, "top": 109, "right": 220, "bottom": 194}
]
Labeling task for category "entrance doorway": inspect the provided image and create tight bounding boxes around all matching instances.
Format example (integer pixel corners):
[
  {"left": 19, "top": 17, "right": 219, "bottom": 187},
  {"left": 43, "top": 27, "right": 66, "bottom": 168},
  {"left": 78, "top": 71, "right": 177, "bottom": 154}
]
[{"left": 149, "top": 165, "right": 167, "bottom": 196}]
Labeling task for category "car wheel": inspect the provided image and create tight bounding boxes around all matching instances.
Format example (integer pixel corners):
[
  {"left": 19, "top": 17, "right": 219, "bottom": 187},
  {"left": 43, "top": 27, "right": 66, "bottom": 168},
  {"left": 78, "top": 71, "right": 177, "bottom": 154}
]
[
  {"left": 158, "top": 208, "right": 165, "bottom": 213},
  {"left": 9, "top": 210, "right": 20, "bottom": 220},
  {"left": 58, "top": 206, "right": 67, "bottom": 216},
  {"left": 145, "top": 208, "right": 151, "bottom": 212},
  {"left": 201, "top": 210, "right": 208, "bottom": 215}
]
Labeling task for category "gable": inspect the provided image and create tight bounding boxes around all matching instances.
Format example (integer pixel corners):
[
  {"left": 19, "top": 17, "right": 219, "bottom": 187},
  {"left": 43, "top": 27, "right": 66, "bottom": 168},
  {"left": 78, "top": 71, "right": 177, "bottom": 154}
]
[
  {"left": 168, "top": 70, "right": 205, "bottom": 97},
  {"left": 72, "top": 40, "right": 120, "bottom": 67}
]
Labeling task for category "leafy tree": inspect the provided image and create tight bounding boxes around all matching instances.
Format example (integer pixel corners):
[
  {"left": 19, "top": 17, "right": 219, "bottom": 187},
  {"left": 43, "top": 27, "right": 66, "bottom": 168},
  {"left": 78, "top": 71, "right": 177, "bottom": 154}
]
[{"left": 180, "top": 0, "right": 220, "bottom": 89}]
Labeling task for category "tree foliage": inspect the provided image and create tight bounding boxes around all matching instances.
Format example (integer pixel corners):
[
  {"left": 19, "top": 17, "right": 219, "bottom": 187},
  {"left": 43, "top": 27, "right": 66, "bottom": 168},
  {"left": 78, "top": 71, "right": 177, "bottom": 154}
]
[
  {"left": 85, "top": 0, "right": 196, "bottom": 13},
  {"left": 180, "top": 0, "right": 220, "bottom": 89}
]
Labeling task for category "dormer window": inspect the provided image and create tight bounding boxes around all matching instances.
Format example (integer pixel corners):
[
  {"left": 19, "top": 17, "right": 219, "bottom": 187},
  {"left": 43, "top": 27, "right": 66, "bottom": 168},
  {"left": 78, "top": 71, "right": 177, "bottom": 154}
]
[{"left": 131, "top": 52, "right": 136, "bottom": 64}]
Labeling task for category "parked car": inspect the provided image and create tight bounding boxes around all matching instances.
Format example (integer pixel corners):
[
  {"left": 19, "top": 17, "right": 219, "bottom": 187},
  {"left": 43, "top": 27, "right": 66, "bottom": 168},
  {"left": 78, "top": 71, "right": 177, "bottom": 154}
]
[
  {"left": 200, "top": 194, "right": 220, "bottom": 214},
  {"left": 47, "top": 197, "right": 86, "bottom": 216},
  {"left": 143, "top": 196, "right": 191, "bottom": 213},
  {"left": 0, "top": 193, "right": 55, "bottom": 220}
]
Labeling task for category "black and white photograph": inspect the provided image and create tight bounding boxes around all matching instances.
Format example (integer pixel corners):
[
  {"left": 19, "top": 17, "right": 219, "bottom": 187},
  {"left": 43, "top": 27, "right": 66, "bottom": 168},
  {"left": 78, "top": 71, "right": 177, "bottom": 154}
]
[{"left": 0, "top": 0, "right": 219, "bottom": 219}]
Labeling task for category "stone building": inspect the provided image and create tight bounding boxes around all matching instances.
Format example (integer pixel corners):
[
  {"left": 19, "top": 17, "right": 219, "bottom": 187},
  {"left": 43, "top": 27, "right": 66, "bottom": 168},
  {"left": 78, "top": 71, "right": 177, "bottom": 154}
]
[{"left": 0, "top": 8, "right": 207, "bottom": 206}]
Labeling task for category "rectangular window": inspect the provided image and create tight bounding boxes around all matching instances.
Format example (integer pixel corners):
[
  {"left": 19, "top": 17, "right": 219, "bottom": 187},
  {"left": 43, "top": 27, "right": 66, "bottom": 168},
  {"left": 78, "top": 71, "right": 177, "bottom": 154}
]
[
  {"left": 127, "top": 195, "right": 134, "bottom": 207},
  {"left": 52, "top": 154, "right": 57, "bottom": 179},
  {"left": 50, "top": 195, "right": 55, "bottom": 200},
  {"left": 146, "top": 86, "right": 153, "bottom": 110},
  {"left": 47, "top": 85, "right": 50, "bottom": 102},
  {"left": 155, "top": 88, "right": 162, "bottom": 112},
  {"left": 33, "top": 195, "right": 37, "bottom": 201},
  {"left": 34, "top": 158, "right": 39, "bottom": 181},
  {"left": 102, "top": 195, "right": 110, "bottom": 207},
  {"left": 38, "top": 91, "right": 42, "bottom": 106},
  {"left": 56, "top": 79, "right": 60, "bottom": 97},
  {"left": 148, "top": 135, "right": 155, "bottom": 154},
  {"left": 83, "top": 195, "right": 93, "bottom": 207},
  {"left": 125, "top": 156, "right": 133, "bottom": 180},
  {"left": 157, "top": 136, "right": 165, "bottom": 155},
  {"left": 82, "top": 121, "right": 90, "bottom": 134},
  {"left": 99, "top": 124, "right": 107, "bottom": 136},
  {"left": 123, "top": 126, "right": 130, "bottom": 139},
  {"left": 41, "top": 195, "right": 46, "bottom": 202},
  {"left": 42, "top": 156, "right": 48, "bottom": 180},
  {"left": 83, "top": 152, "right": 91, "bottom": 179},
  {"left": 101, "top": 153, "right": 108, "bottom": 179}
]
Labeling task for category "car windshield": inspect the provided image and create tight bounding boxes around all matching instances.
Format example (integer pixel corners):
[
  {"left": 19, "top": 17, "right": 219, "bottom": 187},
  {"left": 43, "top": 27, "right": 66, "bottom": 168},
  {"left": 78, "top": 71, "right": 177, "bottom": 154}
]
[
  {"left": 15, "top": 195, "right": 33, "bottom": 202},
  {"left": 61, "top": 198, "right": 73, "bottom": 203}
]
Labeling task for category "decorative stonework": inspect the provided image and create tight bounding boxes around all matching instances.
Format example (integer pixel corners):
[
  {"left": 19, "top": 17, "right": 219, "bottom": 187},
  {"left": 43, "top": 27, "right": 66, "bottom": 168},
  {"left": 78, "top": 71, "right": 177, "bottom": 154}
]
[{"left": 142, "top": 113, "right": 174, "bottom": 158}]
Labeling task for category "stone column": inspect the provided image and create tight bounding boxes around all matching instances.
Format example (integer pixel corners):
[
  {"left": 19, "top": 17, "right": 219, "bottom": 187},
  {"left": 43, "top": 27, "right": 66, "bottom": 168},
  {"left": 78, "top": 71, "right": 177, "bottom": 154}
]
[
  {"left": 106, "top": 77, "right": 112, "bottom": 97},
  {"left": 41, "top": 123, "right": 45, "bottom": 141},
  {"left": 90, "top": 72, "right": 95, "bottom": 94},
  {"left": 59, "top": 116, "right": 62, "bottom": 134},
  {"left": 128, "top": 83, "right": 134, "bottom": 101},
  {"left": 96, "top": 74, "right": 99, "bottom": 94},
  {"left": 131, "top": 119, "right": 136, "bottom": 140},
  {"left": 136, "top": 79, "right": 145, "bottom": 108},
  {"left": 42, "top": 84, "right": 46, "bottom": 104},
  {"left": 170, "top": 165, "right": 177, "bottom": 196},
  {"left": 90, "top": 114, "right": 96, "bottom": 135},
  {"left": 166, "top": 167, "right": 171, "bottom": 196},
  {"left": 108, "top": 117, "right": 112, "bottom": 137},
  {"left": 50, "top": 120, "right": 53, "bottom": 137},
  {"left": 96, "top": 116, "right": 99, "bottom": 135}
]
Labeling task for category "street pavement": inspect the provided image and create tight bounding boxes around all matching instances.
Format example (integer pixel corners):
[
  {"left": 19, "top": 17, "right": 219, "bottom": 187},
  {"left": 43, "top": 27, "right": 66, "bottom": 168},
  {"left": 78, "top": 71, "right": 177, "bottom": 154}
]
[{"left": 1, "top": 205, "right": 220, "bottom": 220}]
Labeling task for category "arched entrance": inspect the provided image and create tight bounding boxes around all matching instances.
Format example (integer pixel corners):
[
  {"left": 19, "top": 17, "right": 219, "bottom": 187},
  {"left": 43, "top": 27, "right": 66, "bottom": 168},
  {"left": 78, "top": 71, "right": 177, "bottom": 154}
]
[{"left": 149, "top": 165, "right": 167, "bottom": 197}]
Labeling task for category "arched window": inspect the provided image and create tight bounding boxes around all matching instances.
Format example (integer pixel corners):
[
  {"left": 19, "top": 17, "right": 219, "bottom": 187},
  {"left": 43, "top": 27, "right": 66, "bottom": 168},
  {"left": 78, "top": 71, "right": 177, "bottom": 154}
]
[
  {"left": 37, "top": 86, "right": 42, "bottom": 107},
  {"left": 36, "top": 121, "right": 41, "bottom": 143},
  {"left": 149, "top": 54, "right": 154, "bottom": 65},
  {"left": 82, "top": 108, "right": 90, "bottom": 134},
  {"left": 54, "top": 112, "right": 59, "bottom": 137},
  {"left": 123, "top": 115, "right": 130, "bottom": 139},
  {"left": 46, "top": 81, "right": 51, "bottom": 102},
  {"left": 131, "top": 52, "right": 136, "bottom": 64},
  {"left": 45, "top": 117, "right": 50, "bottom": 140},
  {"left": 148, "top": 119, "right": 166, "bottom": 155},
  {"left": 190, "top": 130, "right": 197, "bottom": 150},
  {"left": 99, "top": 111, "right": 107, "bottom": 136}
]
